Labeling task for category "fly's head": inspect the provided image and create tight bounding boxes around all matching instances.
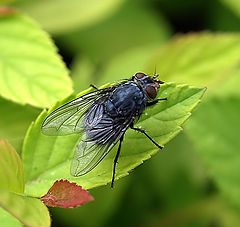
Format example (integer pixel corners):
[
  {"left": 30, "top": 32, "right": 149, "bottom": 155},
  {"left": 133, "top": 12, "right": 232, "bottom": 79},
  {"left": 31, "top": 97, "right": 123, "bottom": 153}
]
[{"left": 133, "top": 72, "right": 164, "bottom": 100}]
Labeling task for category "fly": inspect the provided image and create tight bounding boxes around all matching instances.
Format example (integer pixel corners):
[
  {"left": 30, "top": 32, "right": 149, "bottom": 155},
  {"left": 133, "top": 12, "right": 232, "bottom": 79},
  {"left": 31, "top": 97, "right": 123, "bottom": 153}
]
[{"left": 41, "top": 72, "right": 167, "bottom": 187}]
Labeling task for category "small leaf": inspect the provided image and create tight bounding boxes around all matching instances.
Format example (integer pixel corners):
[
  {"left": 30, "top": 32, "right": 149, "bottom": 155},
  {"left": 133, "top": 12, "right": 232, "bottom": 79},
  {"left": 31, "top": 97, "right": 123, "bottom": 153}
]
[
  {"left": 0, "top": 6, "right": 16, "bottom": 16},
  {"left": 0, "top": 139, "right": 24, "bottom": 193},
  {"left": 41, "top": 179, "right": 94, "bottom": 208},
  {"left": 0, "top": 188, "right": 51, "bottom": 227},
  {"left": 0, "top": 13, "right": 73, "bottom": 108},
  {"left": 51, "top": 179, "right": 129, "bottom": 227},
  {"left": 22, "top": 82, "right": 205, "bottom": 197}
]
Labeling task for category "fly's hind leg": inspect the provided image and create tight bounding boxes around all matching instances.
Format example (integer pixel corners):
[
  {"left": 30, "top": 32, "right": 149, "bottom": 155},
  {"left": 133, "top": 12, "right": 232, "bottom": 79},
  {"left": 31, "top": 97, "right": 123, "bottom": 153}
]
[
  {"left": 130, "top": 123, "right": 163, "bottom": 149},
  {"left": 147, "top": 98, "right": 167, "bottom": 107},
  {"left": 111, "top": 134, "right": 124, "bottom": 188}
]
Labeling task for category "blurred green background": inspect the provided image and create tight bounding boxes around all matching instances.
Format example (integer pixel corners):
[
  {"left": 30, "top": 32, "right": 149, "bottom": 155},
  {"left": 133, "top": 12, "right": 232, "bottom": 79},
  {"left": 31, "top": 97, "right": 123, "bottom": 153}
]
[{"left": 1, "top": 0, "right": 240, "bottom": 226}]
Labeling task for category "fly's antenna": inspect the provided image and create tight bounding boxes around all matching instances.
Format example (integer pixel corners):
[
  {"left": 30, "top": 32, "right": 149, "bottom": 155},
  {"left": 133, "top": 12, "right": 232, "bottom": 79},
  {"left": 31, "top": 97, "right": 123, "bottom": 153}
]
[
  {"left": 154, "top": 65, "right": 157, "bottom": 76},
  {"left": 153, "top": 65, "right": 164, "bottom": 84},
  {"left": 153, "top": 66, "right": 159, "bottom": 79},
  {"left": 153, "top": 65, "right": 160, "bottom": 79}
]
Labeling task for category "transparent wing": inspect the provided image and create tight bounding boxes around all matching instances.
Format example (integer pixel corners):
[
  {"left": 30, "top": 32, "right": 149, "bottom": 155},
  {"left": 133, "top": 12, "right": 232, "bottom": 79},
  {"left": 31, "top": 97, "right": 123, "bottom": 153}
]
[
  {"left": 41, "top": 88, "right": 112, "bottom": 136},
  {"left": 71, "top": 116, "right": 133, "bottom": 176}
]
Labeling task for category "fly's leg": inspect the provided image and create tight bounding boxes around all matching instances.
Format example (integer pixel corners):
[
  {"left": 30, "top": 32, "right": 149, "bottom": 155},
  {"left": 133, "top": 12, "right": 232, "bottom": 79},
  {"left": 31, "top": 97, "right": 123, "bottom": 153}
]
[
  {"left": 146, "top": 98, "right": 167, "bottom": 107},
  {"left": 130, "top": 124, "right": 163, "bottom": 149},
  {"left": 90, "top": 84, "right": 99, "bottom": 90},
  {"left": 111, "top": 135, "right": 124, "bottom": 188}
]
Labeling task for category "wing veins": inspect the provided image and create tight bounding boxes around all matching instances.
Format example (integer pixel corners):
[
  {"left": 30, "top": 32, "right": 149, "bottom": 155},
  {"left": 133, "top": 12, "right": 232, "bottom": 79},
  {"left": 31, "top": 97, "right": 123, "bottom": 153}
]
[
  {"left": 79, "top": 143, "right": 112, "bottom": 174},
  {"left": 56, "top": 108, "right": 82, "bottom": 132},
  {"left": 46, "top": 101, "right": 90, "bottom": 124}
]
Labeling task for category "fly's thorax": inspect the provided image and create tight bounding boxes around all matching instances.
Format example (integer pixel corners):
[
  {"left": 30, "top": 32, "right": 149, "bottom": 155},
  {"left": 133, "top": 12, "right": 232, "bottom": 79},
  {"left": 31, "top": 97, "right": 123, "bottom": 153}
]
[
  {"left": 133, "top": 72, "right": 164, "bottom": 100},
  {"left": 105, "top": 82, "right": 147, "bottom": 118}
]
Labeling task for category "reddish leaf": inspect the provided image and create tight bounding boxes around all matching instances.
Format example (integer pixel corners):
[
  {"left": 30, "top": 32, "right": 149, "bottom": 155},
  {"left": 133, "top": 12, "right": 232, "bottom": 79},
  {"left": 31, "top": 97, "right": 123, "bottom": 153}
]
[{"left": 40, "top": 179, "right": 94, "bottom": 208}]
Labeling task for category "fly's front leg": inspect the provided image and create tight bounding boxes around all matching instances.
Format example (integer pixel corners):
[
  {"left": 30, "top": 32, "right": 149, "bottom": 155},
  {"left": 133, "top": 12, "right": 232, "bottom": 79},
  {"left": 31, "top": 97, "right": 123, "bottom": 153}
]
[
  {"left": 146, "top": 98, "right": 167, "bottom": 107},
  {"left": 111, "top": 134, "right": 124, "bottom": 188},
  {"left": 90, "top": 84, "right": 99, "bottom": 90},
  {"left": 130, "top": 123, "right": 163, "bottom": 149}
]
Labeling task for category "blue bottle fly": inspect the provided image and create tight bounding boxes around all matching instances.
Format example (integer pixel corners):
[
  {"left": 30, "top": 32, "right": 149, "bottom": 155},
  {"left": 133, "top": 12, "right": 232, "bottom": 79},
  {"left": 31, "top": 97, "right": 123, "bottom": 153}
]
[{"left": 42, "top": 72, "right": 167, "bottom": 187}]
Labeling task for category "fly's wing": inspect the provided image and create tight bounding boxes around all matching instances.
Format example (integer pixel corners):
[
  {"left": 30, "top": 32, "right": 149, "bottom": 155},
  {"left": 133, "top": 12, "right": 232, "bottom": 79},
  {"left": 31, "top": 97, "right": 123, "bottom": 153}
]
[
  {"left": 41, "top": 88, "right": 112, "bottom": 136},
  {"left": 71, "top": 116, "right": 132, "bottom": 176}
]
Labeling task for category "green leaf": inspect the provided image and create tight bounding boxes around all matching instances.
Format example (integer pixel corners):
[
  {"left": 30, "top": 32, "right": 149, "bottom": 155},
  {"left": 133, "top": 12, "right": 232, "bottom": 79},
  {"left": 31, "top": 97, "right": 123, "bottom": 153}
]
[
  {"left": 12, "top": 0, "right": 124, "bottom": 35},
  {"left": 0, "top": 13, "right": 73, "bottom": 108},
  {"left": 22, "top": 82, "right": 205, "bottom": 197},
  {"left": 0, "top": 188, "right": 50, "bottom": 227},
  {"left": 71, "top": 44, "right": 162, "bottom": 92},
  {"left": 211, "top": 66, "right": 240, "bottom": 98},
  {"left": 98, "top": 44, "right": 164, "bottom": 85},
  {"left": 186, "top": 98, "right": 240, "bottom": 209},
  {"left": 0, "top": 140, "right": 24, "bottom": 193},
  {"left": 221, "top": 0, "right": 240, "bottom": 17},
  {"left": 145, "top": 33, "right": 240, "bottom": 88},
  {"left": 70, "top": 56, "right": 96, "bottom": 93},
  {"left": 141, "top": 133, "right": 208, "bottom": 203},
  {"left": 0, "top": 97, "right": 40, "bottom": 152},
  {"left": 207, "top": 1, "right": 240, "bottom": 31},
  {"left": 144, "top": 32, "right": 240, "bottom": 212},
  {"left": 0, "top": 1, "right": 15, "bottom": 5},
  {"left": 59, "top": 0, "right": 170, "bottom": 62},
  {"left": 0, "top": 141, "right": 50, "bottom": 226},
  {"left": 0, "top": 207, "right": 22, "bottom": 227}
]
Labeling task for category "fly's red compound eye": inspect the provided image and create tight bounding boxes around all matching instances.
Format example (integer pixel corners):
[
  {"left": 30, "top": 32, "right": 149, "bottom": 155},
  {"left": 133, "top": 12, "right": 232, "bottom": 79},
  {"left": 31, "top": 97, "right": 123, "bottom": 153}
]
[
  {"left": 146, "top": 85, "right": 157, "bottom": 99},
  {"left": 135, "top": 72, "right": 146, "bottom": 79}
]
